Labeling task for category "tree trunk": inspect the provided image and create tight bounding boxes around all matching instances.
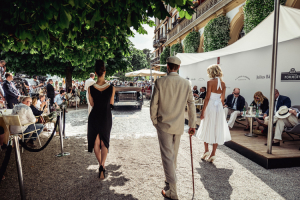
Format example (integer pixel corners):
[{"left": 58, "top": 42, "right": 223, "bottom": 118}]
[{"left": 65, "top": 66, "right": 74, "bottom": 92}]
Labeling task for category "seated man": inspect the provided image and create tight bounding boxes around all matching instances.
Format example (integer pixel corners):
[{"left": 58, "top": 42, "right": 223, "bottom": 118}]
[
  {"left": 10, "top": 97, "right": 44, "bottom": 148},
  {"left": 257, "top": 89, "right": 291, "bottom": 134},
  {"left": 224, "top": 88, "right": 245, "bottom": 128},
  {"left": 192, "top": 85, "right": 199, "bottom": 98},
  {"left": 54, "top": 90, "right": 67, "bottom": 111},
  {"left": 264, "top": 106, "right": 300, "bottom": 146},
  {"left": 199, "top": 87, "right": 207, "bottom": 99}
]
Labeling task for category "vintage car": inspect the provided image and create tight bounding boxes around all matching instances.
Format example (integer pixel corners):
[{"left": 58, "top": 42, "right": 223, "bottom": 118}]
[{"left": 114, "top": 86, "right": 143, "bottom": 109}]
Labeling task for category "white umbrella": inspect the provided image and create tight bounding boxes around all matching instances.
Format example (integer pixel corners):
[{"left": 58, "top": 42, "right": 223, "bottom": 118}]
[
  {"left": 125, "top": 69, "right": 166, "bottom": 77},
  {"left": 110, "top": 76, "right": 119, "bottom": 79}
]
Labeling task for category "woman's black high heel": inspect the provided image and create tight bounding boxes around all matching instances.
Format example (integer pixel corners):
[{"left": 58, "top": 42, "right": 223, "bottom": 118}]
[{"left": 99, "top": 165, "right": 105, "bottom": 180}]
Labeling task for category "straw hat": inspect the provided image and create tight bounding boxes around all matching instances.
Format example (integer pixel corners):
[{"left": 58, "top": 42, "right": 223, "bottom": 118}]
[{"left": 275, "top": 106, "right": 291, "bottom": 119}]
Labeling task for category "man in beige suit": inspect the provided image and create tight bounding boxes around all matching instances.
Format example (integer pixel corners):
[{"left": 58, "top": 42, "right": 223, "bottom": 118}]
[
  {"left": 150, "top": 56, "right": 196, "bottom": 200},
  {"left": 84, "top": 73, "right": 96, "bottom": 114}
]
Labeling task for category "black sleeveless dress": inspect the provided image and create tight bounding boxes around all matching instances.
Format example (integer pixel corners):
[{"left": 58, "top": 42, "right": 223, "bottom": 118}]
[{"left": 87, "top": 85, "right": 113, "bottom": 152}]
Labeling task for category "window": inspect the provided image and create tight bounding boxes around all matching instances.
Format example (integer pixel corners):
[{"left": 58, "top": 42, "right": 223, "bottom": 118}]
[{"left": 238, "top": 26, "right": 245, "bottom": 40}]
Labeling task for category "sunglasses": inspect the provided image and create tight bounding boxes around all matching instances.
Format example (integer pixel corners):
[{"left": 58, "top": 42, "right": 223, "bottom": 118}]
[
  {"left": 255, "top": 97, "right": 260, "bottom": 99},
  {"left": 233, "top": 93, "right": 239, "bottom": 95}
]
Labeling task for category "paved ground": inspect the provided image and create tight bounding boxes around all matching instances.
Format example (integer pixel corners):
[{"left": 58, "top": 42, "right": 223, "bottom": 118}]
[{"left": 0, "top": 103, "right": 300, "bottom": 199}]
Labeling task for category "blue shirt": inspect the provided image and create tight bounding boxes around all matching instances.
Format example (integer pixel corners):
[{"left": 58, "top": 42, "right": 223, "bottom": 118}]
[
  {"left": 232, "top": 97, "right": 237, "bottom": 110},
  {"left": 54, "top": 94, "right": 63, "bottom": 105}
]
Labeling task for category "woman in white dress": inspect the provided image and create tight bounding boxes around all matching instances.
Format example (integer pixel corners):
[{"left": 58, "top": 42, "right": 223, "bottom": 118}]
[{"left": 196, "top": 64, "right": 231, "bottom": 163}]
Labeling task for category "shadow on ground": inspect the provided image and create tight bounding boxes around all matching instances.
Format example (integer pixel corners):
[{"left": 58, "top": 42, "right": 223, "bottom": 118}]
[
  {"left": 218, "top": 143, "right": 300, "bottom": 199},
  {"left": 196, "top": 161, "right": 233, "bottom": 200}
]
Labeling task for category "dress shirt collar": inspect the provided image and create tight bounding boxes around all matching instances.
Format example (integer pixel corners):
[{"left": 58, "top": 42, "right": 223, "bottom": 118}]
[{"left": 168, "top": 72, "right": 179, "bottom": 76}]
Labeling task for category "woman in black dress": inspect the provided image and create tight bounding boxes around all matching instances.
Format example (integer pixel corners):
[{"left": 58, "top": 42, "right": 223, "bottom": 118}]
[{"left": 88, "top": 60, "right": 115, "bottom": 180}]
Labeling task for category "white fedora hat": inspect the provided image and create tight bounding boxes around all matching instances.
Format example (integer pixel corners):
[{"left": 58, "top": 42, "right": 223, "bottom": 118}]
[{"left": 275, "top": 106, "right": 291, "bottom": 119}]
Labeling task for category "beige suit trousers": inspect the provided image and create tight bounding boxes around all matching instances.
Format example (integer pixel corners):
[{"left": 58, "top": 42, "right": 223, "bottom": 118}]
[
  {"left": 224, "top": 108, "right": 241, "bottom": 128},
  {"left": 274, "top": 115, "right": 299, "bottom": 140},
  {"left": 157, "top": 127, "right": 181, "bottom": 184}
]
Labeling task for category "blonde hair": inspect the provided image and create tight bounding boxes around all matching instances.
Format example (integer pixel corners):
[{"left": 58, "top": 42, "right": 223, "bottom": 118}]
[
  {"left": 254, "top": 91, "right": 267, "bottom": 104},
  {"left": 32, "top": 97, "right": 38, "bottom": 106},
  {"left": 207, "top": 64, "right": 223, "bottom": 80}
]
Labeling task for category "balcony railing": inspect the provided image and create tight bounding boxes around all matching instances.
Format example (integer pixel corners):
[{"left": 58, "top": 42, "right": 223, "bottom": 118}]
[
  {"left": 153, "top": 40, "right": 160, "bottom": 48},
  {"left": 167, "top": 0, "right": 224, "bottom": 41},
  {"left": 159, "top": 34, "right": 167, "bottom": 42},
  {"left": 150, "top": 57, "right": 160, "bottom": 64}
]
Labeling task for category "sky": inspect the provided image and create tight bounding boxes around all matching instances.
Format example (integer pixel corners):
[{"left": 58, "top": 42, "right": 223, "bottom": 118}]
[{"left": 129, "top": 23, "right": 155, "bottom": 52}]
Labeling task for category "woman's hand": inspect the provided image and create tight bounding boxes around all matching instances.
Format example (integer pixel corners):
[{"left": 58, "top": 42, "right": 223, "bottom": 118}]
[{"left": 200, "top": 113, "right": 204, "bottom": 120}]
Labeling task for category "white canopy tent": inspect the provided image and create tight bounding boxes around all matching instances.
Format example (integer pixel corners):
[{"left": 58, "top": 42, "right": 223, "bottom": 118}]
[
  {"left": 176, "top": 5, "right": 300, "bottom": 105},
  {"left": 176, "top": 6, "right": 300, "bottom": 66}
]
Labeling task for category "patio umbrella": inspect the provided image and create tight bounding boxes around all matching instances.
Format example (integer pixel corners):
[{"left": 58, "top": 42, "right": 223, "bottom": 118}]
[
  {"left": 125, "top": 69, "right": 166, "bottom": 77},
  {"left": 110, "top": 76, "right": 119, "bottom": 79}
]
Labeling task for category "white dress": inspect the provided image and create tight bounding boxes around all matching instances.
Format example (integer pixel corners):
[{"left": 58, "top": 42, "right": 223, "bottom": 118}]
[{"left": 196, "top": 77, "right": 231, "bottom": 145}]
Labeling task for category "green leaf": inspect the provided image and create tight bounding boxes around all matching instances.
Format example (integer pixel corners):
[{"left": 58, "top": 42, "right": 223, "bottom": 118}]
[
  {"left": 179, "top": 10, "right": 185, "bottom": 18},
  {"left": 102, "top": 0, "right": 109, "bottom": 4},
  {"left": 127, "top": 13, "right": 132, "bottom": 27},
  {"left": 58, "top": 7, "right": 72, "bottom": 29},
  {"left": 69, "top": 0, "right": 75, "bottom": 7}
]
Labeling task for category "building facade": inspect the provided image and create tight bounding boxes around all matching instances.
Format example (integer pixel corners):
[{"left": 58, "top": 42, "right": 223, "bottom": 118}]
[{"left": 151, "top": 0, "right": 300, "bottom": 69}]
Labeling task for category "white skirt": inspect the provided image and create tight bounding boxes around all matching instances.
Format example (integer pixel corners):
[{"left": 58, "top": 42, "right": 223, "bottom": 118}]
[{"left": 196, "top": 93, "right": 231, "bottom": 145}]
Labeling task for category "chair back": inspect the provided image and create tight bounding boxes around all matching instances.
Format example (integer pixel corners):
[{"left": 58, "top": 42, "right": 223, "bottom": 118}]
[
  {"left": 2, "top": 115, "right": 21, "bottom": 126},
  {"left": 245, "top": 101, "right": 249, "bottom": 110}
]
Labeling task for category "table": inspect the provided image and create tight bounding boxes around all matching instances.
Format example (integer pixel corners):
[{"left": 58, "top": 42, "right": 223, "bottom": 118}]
[
  {"left": 195, "top": 103, "right": 204, "bottom": 117},
  {"left": 244, "top": 114, "right": 263, "bottom": 137}
]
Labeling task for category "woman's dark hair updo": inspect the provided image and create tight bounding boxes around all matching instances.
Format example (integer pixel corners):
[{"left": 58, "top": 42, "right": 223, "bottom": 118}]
[{"left": 95, "top": 60, "right": 106, "bottom": 77}]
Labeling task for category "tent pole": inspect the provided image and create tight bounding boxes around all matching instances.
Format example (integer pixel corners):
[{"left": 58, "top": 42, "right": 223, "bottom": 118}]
[{"left": 267, "top": 0, "right": 280, "bottom": 154}]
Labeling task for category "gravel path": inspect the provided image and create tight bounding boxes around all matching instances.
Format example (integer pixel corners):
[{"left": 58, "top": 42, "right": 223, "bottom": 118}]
[{"left": 0, "top": 106, "right": 300, "bottom": 199}]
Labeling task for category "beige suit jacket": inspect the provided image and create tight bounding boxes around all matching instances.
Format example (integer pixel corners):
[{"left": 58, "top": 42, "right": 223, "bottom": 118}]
[{"left": 150, "top": 73, "right": 196, "bottom": 135}]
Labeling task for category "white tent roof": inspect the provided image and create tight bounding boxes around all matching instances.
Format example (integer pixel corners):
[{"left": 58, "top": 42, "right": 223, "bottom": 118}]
[
  {"left": 125, "top": 69, "right": 167, "bottom": 77},
  {"left": 177, "top": 6, "right": 300, "bottom": 66}
]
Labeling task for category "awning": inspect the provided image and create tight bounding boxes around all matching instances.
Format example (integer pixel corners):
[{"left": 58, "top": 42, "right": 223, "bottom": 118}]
[{"left": 176, "top": 6, "right": 300, "bottom": 66}]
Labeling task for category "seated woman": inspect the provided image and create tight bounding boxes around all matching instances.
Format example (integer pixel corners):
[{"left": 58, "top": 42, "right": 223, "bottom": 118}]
[
  {"left": 30, "top": 97, "right": 56, "bottom": 124},
  {"left": 30, "top": 97, "right": 44, "bottom": 116},
  {"left": 245, "top": 91, "right": 269, "bottom": 131}
]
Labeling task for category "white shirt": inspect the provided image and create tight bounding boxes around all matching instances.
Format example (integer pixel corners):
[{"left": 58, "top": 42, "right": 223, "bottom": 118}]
[
  {"left": 85, "top": 78, "right": 96, "bottom": 103},
  {"left": 36, "top": 100, "right": 42, "bottom": 109},
  {"left": 274, "top": 96, "right": 279, "bottom": 115},
  {"left": 10, "top": 104, "right": 36, "bottom": 134}
]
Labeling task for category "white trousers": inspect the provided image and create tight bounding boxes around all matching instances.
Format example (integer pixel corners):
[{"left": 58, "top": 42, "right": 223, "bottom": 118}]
[
  {"left": 274, "top": 115, "right": 299, "bottom": 140},
  {"left": 224, "top": 107, "right": 241, "bottom": 128}
]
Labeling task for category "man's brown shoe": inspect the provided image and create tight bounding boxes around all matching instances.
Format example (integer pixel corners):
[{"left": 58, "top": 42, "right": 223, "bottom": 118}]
[{"left": 161, "top": 183, "right": 178, "bottom": 200}]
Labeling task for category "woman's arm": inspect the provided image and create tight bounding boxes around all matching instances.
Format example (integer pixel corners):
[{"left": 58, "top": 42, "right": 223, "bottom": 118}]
[
  {"left": 88, "top": 87, "right": 94, "bottom": 107},
  {"left": 200, "top": 81, "right": 211, "bottom": 119},
  {"left": 221, "top": 83, "right": 226, "bottom": 106},
  {"left": 110, "top": 86, "right": 115, "bottom": 105}
]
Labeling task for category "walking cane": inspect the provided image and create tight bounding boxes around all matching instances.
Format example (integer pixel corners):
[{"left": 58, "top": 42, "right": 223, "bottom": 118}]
[{"left": 189, "top": 130, "right": 195, "bottom": 195}]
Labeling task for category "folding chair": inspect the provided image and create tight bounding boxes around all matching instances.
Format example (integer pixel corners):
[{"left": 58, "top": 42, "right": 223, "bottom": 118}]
[{"left": 2, "top": 115, "right": 42, "bottom": 153}]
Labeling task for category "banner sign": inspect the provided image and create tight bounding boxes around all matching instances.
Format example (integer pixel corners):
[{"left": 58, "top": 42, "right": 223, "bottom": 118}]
[{"left": 281, "top": 68, "right": 300, "bottom": 82}]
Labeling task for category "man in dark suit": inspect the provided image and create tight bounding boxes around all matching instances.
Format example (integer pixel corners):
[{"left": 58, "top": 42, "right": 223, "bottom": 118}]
[
  {"left": 263, "top": 89, "right": 291, "bottom": 118},
  {"left": 192, "top": 86, "right": 199, "bottom": 97},
  {"left": 256, "top": 89, "right": 292, "bottom": 139},
  {"left": 46, "top": 79, "right": 55, "bottom": 106},
  {"left": 224, "top": 88, "right": 245, "bottom": 128},
  {"left": 2, "top": 73, "right": 20, "bottom": 109},
  {"left": 199, "top": 87, "right": 206, "bottom": 99}
]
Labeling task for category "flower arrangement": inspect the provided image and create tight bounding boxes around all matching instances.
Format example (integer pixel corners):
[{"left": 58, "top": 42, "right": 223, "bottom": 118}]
[
  {"left": 170, "top": 42, "right": 183, "bottom": 55},
  {"left": 183, "top": 31, "right": 200, "bottom": 53},
  {"left": 244, "top": 0, "right": 286, "bottom": 34},
  {"left": 203, "top": 15, "right": 230, "bottom": 52}
]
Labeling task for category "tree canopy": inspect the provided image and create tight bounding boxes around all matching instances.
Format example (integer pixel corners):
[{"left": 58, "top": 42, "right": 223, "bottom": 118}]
[{"left": 0, "top": 0, "right": 195, "bottom": 86}]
